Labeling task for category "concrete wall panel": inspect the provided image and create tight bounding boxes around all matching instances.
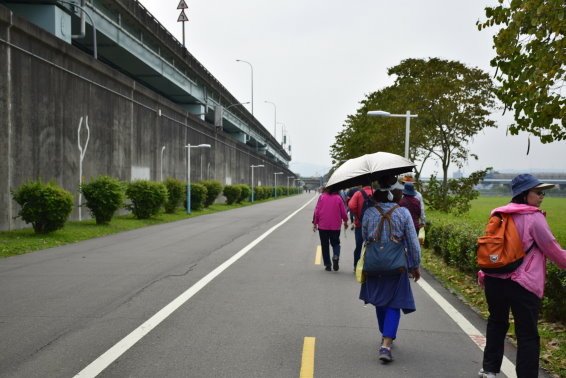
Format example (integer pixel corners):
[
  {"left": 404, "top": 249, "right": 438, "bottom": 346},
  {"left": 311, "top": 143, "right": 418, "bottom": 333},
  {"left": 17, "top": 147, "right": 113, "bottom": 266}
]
[{"left": 0, "top": 7, "right": 294, "bottom": 230}]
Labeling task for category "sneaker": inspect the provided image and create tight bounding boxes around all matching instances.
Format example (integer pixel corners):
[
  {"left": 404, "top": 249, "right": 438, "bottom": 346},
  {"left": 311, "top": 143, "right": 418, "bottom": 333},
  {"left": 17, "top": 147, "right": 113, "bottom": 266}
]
[
  {"left": 332, "top": 256, "right": 339, "bottom": 271},
  {"left": 325, "top": 265, "right": 331, "bottom": 271},
  {"left": 378, "top": 347, "right": 392, "bottom": 363},
  {"left": 478, "top": 368, "right": 496, "bottom": 377}
]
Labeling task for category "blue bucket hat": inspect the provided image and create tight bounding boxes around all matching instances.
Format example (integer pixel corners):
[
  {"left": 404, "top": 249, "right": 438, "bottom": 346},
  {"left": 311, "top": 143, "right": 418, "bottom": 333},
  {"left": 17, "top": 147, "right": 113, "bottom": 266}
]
[
  {"left": 511, "top": 174, "right": 555, "bottom": 198},
  {"left": 403, "top": 183, "right": 417, "bottom": 196}
]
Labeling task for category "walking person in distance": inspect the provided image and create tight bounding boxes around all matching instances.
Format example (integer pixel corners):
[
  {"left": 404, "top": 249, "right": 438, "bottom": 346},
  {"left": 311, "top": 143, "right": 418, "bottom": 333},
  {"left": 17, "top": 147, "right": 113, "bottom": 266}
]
[{"left": 312, "top": 187, "right": 349, "bottom": 271}]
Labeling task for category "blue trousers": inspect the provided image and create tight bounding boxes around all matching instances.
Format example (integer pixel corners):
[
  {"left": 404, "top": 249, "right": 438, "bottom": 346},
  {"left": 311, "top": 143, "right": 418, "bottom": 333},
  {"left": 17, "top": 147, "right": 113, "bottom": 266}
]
[{"left": 376, "top": 306, "right": 401, "bottom": 339}]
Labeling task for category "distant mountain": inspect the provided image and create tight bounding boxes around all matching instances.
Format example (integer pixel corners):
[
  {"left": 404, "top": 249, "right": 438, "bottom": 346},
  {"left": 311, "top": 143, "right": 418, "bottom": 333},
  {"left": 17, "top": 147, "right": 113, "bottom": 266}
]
[{"left": 289, "top": 161, "right": 331, "bottom": 178}]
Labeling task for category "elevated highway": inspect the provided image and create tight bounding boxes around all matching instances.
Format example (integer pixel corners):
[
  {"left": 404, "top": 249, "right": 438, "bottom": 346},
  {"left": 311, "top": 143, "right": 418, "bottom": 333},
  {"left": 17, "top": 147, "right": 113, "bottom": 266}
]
[{"left": 3, "top": 0, "right": 289, "bottom": 165}]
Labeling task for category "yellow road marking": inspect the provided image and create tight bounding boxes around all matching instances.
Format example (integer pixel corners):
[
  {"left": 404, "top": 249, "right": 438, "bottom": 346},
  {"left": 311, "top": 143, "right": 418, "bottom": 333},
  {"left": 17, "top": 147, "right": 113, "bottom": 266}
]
[
  {"left": 315, "top": 246, "right": 321, "bottom": 265},
  {"left": 299, "top": 337, "right": 316, "bottom": 378}
]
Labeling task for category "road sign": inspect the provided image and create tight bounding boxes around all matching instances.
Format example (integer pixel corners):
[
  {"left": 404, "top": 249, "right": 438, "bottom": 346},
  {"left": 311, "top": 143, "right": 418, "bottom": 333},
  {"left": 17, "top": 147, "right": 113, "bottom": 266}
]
[
  {"left": 177, "top": 0, "right": 188, "bottom": 10},
  {"left": 177, "top": 9, "right": 188, "bottom": 22}
]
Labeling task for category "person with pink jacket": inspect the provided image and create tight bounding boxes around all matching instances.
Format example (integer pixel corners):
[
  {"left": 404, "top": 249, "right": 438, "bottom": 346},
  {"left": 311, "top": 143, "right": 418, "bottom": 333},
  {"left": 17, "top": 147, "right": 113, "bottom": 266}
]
[
  {"left": 478, "top": 174, "right": 566, "bottom": 378},
  {"left": 313, "top": 187, "right": 348, "bottom": 271}
]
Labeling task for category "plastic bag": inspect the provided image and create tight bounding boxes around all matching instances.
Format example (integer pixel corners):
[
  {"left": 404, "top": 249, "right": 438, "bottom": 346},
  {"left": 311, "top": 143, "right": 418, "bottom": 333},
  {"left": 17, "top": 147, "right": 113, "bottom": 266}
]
[{"left": 355, "top": 244, "right": 367, "bottom": 283}]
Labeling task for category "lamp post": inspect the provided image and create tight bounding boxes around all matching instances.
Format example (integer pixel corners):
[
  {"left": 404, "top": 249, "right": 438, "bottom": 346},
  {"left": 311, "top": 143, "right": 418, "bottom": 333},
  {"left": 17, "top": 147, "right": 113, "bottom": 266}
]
[
  {"left": 273, "top": 172, "right": 283, "bottom": 197},
  {"left": 277, "top": 122, "right": 285, "bottom": 145},
  {"left": 251, "top": 164, "right": 264, "bottom": 202},
  {"left": 160, "top": 145, "right": 166, "bottom": 181},
  {"left": 186, "top": 143, "right": 211, "bottom": 214},
  {"left": 367, "top": 110, "right": 418, "bottom": 159},
  {"left": 287, "top": 176, "right": 294, "bottom": 195},
  {"left": 264, "top": 100, "right": 277, "bottom": 140},
  {"left": 235, "top": 59, "right": 253, "bottom": 115}
]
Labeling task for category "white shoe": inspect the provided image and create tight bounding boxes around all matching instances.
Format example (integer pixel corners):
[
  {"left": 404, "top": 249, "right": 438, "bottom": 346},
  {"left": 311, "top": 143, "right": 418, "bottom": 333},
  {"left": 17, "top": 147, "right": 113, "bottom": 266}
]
[{"left": 478, "top": 368, "right": 496, "bottom": 378}]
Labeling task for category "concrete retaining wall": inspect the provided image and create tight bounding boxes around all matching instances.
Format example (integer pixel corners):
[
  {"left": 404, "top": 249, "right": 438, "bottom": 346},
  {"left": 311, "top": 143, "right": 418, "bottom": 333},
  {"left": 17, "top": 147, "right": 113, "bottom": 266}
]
[{"left": 0, "top": 7, "right": 293, "bottom": 230}]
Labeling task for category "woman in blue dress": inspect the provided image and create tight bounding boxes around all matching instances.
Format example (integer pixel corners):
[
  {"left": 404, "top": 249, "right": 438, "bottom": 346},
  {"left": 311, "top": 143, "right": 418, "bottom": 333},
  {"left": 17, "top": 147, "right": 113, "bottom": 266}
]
[{"left": 359, "top": 176, "right": 421, "bottom": 363}]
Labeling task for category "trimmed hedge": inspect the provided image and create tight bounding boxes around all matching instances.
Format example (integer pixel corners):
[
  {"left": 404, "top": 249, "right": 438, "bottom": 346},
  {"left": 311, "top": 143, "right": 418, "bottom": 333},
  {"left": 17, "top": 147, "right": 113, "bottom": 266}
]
[
  {"left": 125, "top": 180, "right": 168, "bottom": 219},
  {"left": 12, "top": 181, "right": 73, "bottom": 234},
  {"left": 426, "top": 216, "right": 565, "bottom": 323},
  {"left": 201, "top": 180, "right": 223, "bottom": 207},
  {"left": 81, "top": 176, "right": 124, "bottom": 224},
  {"left": 223, "top": 185, "right": 241, "bottom": 205},
  {"left": 188, "top": 183, "right": 207, "bottom": 211},
  {"left": 163, "top": 177, "right": 185, "bottom": 213},
  {"left": 236, "top": 184, "right": 251, "bottom": 203}
]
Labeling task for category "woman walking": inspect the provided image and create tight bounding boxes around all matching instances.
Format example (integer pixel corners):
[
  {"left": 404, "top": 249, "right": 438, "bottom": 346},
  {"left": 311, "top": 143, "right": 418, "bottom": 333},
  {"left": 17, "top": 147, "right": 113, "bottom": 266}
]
[
  {"left": 359, "top": 176, "right": 421, "bottom": 363},
  {"left": 478, "top": 174, "right": 566, "bottom": 378},
  {"left": 312, "top": 187, "right": 348, "bottom": 271}
]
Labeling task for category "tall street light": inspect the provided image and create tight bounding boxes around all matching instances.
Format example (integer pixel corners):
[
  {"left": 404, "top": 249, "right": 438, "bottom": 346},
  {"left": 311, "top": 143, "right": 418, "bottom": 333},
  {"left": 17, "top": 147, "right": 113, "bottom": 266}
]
[
  {"left": 264, "top": 100, "right": 277, "bottom": 140},
  {"left": 186, "top": 143, "right": 211, "bottom": 214},
  {"left": 367, "top": 110, "right": 418, "bottom": 159},
  {"left": 160, "top": 145, "right": 166, "bottom": 182},
  {"left": 287, "top": 176, "right": 295, "bottom": 195},
  {"left": 273, "top": 172, "right": 283, "bottom": 197},
  {"left": 277, "top": 122, "right": 285, "bottom": 145},
  {"left": 235, "top": 59, "right": 254, "bottom": 115},
  {"left": 251, "top": 164, "right": 264, "bottom": 202}
]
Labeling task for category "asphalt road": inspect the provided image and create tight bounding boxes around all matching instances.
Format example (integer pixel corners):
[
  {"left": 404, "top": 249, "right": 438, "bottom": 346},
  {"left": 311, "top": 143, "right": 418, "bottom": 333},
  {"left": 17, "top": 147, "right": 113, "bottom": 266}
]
[{"left": 0, "top": 193, "right": 542, "bottom": 377}]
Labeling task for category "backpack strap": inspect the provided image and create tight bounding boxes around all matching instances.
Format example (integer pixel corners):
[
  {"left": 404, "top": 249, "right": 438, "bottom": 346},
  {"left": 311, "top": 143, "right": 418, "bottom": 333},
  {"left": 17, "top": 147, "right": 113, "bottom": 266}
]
[{"left": 373, "top": 205, "right": 400, "bottom": 241}]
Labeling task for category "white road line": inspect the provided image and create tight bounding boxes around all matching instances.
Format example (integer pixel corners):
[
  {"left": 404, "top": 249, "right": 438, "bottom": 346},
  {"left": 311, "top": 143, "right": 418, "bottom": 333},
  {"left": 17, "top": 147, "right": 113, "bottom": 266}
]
[
  {"left": 74, "top": 196, "right": 317, "bottom": 378},
  {"left": 418, "top": 278, "right": 517, "bottom": 378}
]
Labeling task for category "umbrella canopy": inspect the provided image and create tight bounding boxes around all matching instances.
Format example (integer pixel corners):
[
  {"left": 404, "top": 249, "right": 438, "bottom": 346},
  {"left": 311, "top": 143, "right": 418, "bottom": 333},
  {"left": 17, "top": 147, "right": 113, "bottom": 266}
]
[{"left": 326, "top": 152, "right": 415, "bottom": 190}]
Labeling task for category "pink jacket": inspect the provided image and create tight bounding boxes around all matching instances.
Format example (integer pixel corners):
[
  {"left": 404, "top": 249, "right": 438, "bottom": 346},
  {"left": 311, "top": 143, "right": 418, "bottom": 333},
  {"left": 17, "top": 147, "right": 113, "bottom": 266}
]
[
  {"left": 479, "top": 203, "right": 566, "bottom": 298},
  {"left": 313, "top": 193, "right": 348, "bottom": 231}
]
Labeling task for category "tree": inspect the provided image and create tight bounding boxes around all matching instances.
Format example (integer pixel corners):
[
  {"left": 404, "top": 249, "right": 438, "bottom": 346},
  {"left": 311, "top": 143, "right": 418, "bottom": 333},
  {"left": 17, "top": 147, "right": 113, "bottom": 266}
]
[
  {"left": 331, "top": 86, "right": 408, "bottom": 166},
  {"left": 331, "top": 58, "right": 497, "bottom": 185},
  {"left": 477, "top": 0, "right": 565, "bottom": 142}
]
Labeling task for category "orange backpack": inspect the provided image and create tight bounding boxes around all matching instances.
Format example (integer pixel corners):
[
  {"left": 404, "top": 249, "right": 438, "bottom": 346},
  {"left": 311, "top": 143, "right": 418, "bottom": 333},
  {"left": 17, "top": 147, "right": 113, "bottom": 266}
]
[{"left": 476, "top": 212, "right": 534, "bottom": 273}]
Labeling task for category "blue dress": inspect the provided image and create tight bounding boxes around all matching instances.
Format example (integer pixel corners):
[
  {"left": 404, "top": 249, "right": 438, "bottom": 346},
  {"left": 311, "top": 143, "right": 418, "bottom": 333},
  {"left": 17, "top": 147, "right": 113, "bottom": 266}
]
[{"left": 359, "top": 202, "right": 421, "bottom": 314}]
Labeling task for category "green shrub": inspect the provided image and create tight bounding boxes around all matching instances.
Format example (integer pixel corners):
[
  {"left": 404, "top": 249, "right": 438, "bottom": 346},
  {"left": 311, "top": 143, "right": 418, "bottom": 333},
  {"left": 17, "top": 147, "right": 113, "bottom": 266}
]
[
  {"left": 12, "top": 181, "right": 73, "bottom": 234},
  {"left": 254, "top": 186, "right": 266, "bottom": 201},
  {"left": 223, "top": 185, "right": 241, "bottom": 205},
  {"left": 125, "top": 180, "right": 168, "bottom": 219},
  {"left": 543, "top": 264, "right": 566, "bottom": 323},
  {"left": 275, "top": 186, "right": 285, "bottom": 197},
  {"left": 80, "top": 176, "right": 124, "bottom": 224},
  {"left": 201, "top": 180, "right": 223, "bottom": 207},
  {"left": 236, "top": 184, "right": 251, "bottom": 203},
  {"left": 163, "top": 177, "right": 185, "bottom": 213},
  {"left": 188, "top": 183, "right": 207, "bottom": 211}
]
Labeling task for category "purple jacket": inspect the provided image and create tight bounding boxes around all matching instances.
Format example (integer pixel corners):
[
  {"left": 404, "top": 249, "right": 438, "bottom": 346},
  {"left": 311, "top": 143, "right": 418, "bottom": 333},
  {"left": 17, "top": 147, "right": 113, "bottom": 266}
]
[
  {"left": 313, "top": 193, "right": 348, "bottom": 231},
  {"left": 479, "top": 203, "right": 566, "bottom": 298}
]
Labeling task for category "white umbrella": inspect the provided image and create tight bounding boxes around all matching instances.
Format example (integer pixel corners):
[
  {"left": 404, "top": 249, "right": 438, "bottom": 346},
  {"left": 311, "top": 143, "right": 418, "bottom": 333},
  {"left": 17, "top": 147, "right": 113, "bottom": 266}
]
[{"left": 326, "top": 152, "right": 415, "bottom": 190}]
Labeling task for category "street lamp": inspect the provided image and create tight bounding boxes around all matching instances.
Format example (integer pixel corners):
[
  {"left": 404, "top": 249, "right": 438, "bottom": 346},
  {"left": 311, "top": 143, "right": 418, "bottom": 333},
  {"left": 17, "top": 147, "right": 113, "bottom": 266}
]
[
  {"left": 251, "top": 164, "right": 265, "bottom": 202},
  {"left": 186, "top": 143, "right": 211, "bottom": 214},
  {"left": 236, "top": 59, "right": 254, "bottom": 115},
  {"left": 287, "top": 176, "right": 295, "bottom": 195},
  {"left": 274, "top": 172, "right": 283, "bottom": 197},
  {"left": 277, "top": 122, "right": 285, "bottom": 145},
  {"left": 160, "top": 145, "right": 166, "bottom": 182},
  {"left": 264, "top": 100, "right": 277, "bottom": 140},
  {"left": 367, "top": 110, "right": 418, "bottom": 159}
]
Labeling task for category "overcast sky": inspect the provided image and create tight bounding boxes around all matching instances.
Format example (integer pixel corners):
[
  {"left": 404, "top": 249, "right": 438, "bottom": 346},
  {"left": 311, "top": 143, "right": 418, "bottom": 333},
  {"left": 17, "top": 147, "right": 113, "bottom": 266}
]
[{"left": 138, "top": 0, "right": 566, "bottom": 177}]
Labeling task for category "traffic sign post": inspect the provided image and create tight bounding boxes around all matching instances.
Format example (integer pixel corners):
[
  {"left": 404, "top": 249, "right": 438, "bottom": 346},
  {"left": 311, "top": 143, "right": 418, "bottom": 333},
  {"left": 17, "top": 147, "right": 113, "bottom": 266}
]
[{"left": 177, "top": 0, "right": 188, "bottom": 48}]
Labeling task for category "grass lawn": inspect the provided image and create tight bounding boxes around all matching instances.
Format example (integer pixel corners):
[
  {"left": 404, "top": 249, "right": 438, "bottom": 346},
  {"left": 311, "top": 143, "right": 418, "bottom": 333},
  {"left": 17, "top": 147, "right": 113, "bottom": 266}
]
[{"left": 423, "top": 195, "right": 566, "bottom": 378}]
